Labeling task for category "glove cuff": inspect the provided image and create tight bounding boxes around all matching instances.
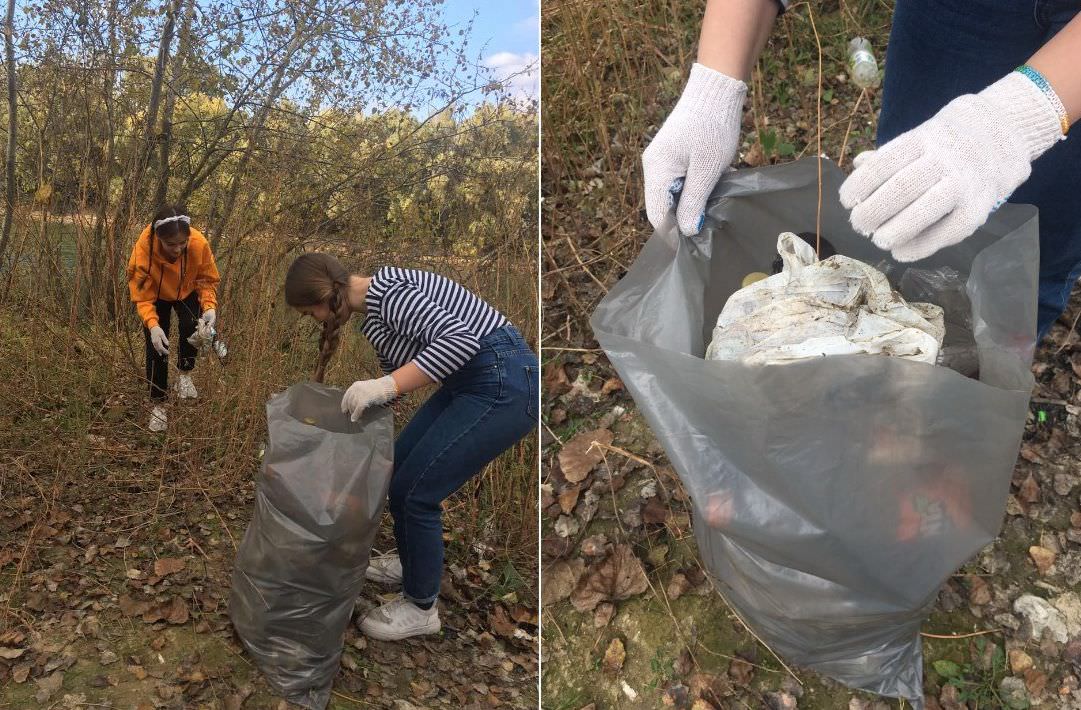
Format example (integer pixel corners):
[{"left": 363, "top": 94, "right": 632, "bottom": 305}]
[
  {"left": 680, "top": 63, "right": 748, "bottom": 115},
  {"left": 981, "top": 71, "right": 1067, "bottom": 163},
  {"left": 378, "top": 374, "right": 398, "bottom": 400}
]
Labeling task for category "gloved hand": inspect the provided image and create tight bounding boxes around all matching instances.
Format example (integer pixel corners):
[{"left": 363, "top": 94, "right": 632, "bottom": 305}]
[
  {"left": 201, "top": 309, "right": 216, "bottom": 328},
  {"left": 643, "top": 63, "right": 747, "bottom": 236},
  {"left": 149, "top": 326, "right": 169, "bottom": 356},
  {"left": 341, "top": 375, "right": 398, "bottom": 422},
  {"left": 840, "top": 70, "right": 1066, "bottom": 262}
]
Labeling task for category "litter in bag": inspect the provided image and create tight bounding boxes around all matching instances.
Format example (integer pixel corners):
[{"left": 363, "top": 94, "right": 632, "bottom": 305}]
[
  {"left": 898, "top": 265, "right": 979, "bottom": 378},
  {"left": 591, "top": 158, "right": 1038, "bottom": 707},
  {"left": 229, "top": 382, "right": 394, "bottom": 710},
  {"left": 706, "top": 231, "right": 945, "bottom": 365}
]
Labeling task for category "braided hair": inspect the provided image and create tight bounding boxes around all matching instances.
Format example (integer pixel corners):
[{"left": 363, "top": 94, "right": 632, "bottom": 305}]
[{"left": 284, "top": 253, "right": 353, "bottom": 383}]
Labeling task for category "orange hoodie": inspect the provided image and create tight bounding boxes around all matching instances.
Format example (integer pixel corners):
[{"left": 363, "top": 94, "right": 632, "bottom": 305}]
[{"left": 126, "top": 225, "right": 220, "bottom": 329}]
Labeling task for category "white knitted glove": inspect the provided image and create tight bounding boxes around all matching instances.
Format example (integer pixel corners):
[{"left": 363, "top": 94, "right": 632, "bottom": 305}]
[
  {"left": 201, "top": 309, "right": 216, "bottom": 327},
  {"left": 341, "top": 375, "right": 398, "bottom": 422},
  {"left": 840, "top": 71, "right": 1065, "bottom": 262},
  {"left": 643, "top": 63, "right": 747, "bottom": 236},
  {"left": 149, "top": 325, "right": 169, "bottom": 356}
]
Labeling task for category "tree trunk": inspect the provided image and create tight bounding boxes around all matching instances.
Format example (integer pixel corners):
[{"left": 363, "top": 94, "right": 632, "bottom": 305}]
[
  {"left": 106, "top": 0, "right": 182, "bottom": 265},
  {"left": 153, "top": 0, "right": 193, "bottom": 207},
  {"left": 0, "top": 0, "right": 18, "bottom": 268}
]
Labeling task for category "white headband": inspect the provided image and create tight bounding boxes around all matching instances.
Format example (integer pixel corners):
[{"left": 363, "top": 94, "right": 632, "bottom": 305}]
[{"left": 154, "top": 214, "right": 191, "bottom": 229}]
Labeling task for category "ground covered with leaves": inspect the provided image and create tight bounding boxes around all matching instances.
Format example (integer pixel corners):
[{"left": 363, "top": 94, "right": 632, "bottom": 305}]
[
  {"left": 0, "top": 314, "right": 538, "bottom": 709},
  {"left": 542, "top": 1, "right": 1081, "bottom": 708}
]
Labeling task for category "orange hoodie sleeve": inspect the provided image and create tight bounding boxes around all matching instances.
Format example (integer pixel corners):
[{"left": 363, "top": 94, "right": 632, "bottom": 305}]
[
  {"left": 190, "top": 230, "right": 220, "bottom": 313},
  {"left": 126, "top": 226, "right": 161, "bottom": 329}
]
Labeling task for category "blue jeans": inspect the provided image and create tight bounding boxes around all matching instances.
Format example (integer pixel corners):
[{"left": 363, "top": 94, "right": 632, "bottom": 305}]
[
  {"left": 389, "top": 325, "right": 538, "bottom": 604},
  {"left": 878, "top": 0, "right": 1081, "bottom": 337}
]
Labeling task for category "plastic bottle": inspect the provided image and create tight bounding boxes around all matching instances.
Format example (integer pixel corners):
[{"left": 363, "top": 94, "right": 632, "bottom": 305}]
[{"left": 848, "top": 37, "right": 880, "bottom": 89}]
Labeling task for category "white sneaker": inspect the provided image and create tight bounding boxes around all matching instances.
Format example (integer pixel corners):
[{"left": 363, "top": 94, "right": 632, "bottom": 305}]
[
  {"left": 365, "top": 554, "right": 403, "bottom": 585},
  {"left": 358, "top": 596, "right": 440, "bottom": 641},
  {"left": 177, "top": 374, "right": 198, "bottom": 399},
  {"left": 149, "top": 406, "right": 168, "bottom": 432}
]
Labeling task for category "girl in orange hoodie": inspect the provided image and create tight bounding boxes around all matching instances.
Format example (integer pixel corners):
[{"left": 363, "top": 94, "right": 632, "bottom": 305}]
[{"left": 126, "top": 205, "right": 220, "bottom": 432}]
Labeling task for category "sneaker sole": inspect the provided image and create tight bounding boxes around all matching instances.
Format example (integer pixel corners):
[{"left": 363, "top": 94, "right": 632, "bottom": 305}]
[
  {"left": 359, "top": 620, "right": 440, "bottom": 641},
  {"left": 364, "top": 571, "right": 403, "bottom": 585}
]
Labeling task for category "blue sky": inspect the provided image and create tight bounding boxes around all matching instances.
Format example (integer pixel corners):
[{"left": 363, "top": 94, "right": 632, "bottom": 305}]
[{"left": 444, "top": 0, "right": 539, "bottom": 101}]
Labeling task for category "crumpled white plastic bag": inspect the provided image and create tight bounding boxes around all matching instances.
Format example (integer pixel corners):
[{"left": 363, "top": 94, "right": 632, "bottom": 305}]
[{"left": 706, "top": 232, "right": 945, "bottom": 365}]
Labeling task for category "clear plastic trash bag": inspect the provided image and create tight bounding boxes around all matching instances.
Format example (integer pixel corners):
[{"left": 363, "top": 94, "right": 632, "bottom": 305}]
[
  {"left": 229, "top": 382, "right": 394, "bottom": 710},
  {"left": 591, "top": 158, "right": 1038, "bottom": 706}
]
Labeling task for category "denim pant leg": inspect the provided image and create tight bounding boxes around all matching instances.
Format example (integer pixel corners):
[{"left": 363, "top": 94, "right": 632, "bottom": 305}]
[
  {"left": 389, "top": 330, "right": 538, "bottom": 604},
  {"left": 878, "top": 0, "right": 1081, "bottom": 337},
  {"left": 390, "top": 386, "right": 454, "bottom": 578}
]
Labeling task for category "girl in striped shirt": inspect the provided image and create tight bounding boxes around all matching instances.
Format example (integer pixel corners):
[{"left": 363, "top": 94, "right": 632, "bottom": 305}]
[{"left": 284, "top": 253, "right": 538, "bottom": 640}]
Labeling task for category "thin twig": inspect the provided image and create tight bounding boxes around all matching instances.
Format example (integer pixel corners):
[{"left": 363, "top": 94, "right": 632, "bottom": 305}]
[
  {"left": 1055, "top": 306, "right": 1081, "bottom": 354},
  {"left": 921, "top": 629, "right": 1001, "bottom": 639},
  {"left": 564, "top": 236, "right": 608, "bottom": 294},
  {"left": 837, "top": 88, "right": 867, "bottom": 168},
  {"left": 805, "top": 1, "right": 825, "bottom": 254}
]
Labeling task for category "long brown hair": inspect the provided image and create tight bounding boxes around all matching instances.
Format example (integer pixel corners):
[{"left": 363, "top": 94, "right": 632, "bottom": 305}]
[{"left": 284, "top": 253, "right": 352, "bottom": 383}]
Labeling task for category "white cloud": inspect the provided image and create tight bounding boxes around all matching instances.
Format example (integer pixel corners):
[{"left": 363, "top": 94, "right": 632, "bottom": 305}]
[
  {"left": 482, "top": 51, "right": 539, "bottom": 101},
  {"left": 513, "top": 14, "right": 539, "bottom": 38}
]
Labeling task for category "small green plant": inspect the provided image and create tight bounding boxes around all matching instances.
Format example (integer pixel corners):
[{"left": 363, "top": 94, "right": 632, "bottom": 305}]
[
  {"left": 932, "top": 638, "right": 1010, "bottom": 707},
  {"left": 757, "top": 129, "right": 796, "bottom": 161},
  {"left": 645, "top": 648, "right": 675, "bottom": 690}
]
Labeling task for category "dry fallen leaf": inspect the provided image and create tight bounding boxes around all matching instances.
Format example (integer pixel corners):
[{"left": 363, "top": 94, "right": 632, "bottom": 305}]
[
  {"left": 1019, "top": 475, "right": 1040, "bottom": 504},
  {"left": 728, "top": 658, "right": 755, "bottom": 687},
  {"left": 1030, "top": 545, "right": 1056, "bottom": 575},
  {"left": 0, "top": 629, "right": 24, "bottom": 645},
  {"left": 0, "top": 646, "right": 26, "bottom": 659},
  {"left": 119, "top": 595, "right": 151, "bottom": 618},
  {"left": 34, "top": 670, "right": 63, "bottom": 703},
  {"left": 143, "top": 597, "right": 189, "bottom": 625},
  {"left": 642, "top": 496, "right": 669, "bottom": 524},
  {"left": 488, "top": 605, "right": 518, "bottom": 639},
  {"left": 153, "top": 558, "right": 186, "bottom": 577},
  {"left": 968, "top": 576, "right": 991, "bottom": 606},
  {"left": 667, "top": 573, "right": 690, "bottom": 601},
  {"left": 601, "top": 377, "right": 623, "bottom": 396},
  {"left": 544, "top": 362, "right": 571, "bottom": 397},
  {"left": 570, "top": 544, "right": 649, "bottom": 613},
  {"left": 11, "top": 663, "right": 30, "bottom": 683},
  {"left": 224, "top": 685, "right": 254, "bottom": 710},
  {"left": 558, "top": 429, "right": 614, "bottom": 484},
  {"left": 602, "top": 638, "right": 626, "bottom": 673},
  {"left": 1024, "top": 668, "right": 1048, "bottom": 697},
  {"left": 580, "top": 534, "right": 610, "bottom": 557},
  {"left": 558, "top": 486, "right": 581, "bottom": 515},
  {"left": 541, "top": 558, "right": 585, "bottom": 606},
  {"left": 593, "top": 602, "right": 615, "bottom": 628}
]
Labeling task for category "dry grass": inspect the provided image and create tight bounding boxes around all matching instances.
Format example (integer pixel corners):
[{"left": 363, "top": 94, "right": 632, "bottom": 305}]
[{"left": 541, "top": 0, "right": 893, "bottom": 345}]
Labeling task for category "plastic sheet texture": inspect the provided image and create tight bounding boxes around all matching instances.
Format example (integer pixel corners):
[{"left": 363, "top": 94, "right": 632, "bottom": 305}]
[
  {"left": 229, "top": 382, "right": 394, "bottom": 710},
  {"left": 591, "top": 158, "right": 1038, "bottom": 706}
]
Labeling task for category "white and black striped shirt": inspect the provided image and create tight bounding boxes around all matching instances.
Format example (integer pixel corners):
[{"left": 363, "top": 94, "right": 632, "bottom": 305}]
[{"left": 360, "top": 267, "right": 508, "bottom": 381}]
